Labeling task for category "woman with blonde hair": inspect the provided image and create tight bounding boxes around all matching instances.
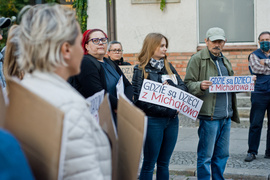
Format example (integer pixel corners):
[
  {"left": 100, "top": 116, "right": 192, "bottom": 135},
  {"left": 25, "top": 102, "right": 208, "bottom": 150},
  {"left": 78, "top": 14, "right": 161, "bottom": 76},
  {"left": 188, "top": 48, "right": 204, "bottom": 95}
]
[
  {"left": 3, "top": 25, "right": 24, "bottom": 82},
  {"left": 132, "top": 33, "right": 187, "bottom": 180},
  {"left": 3, "top": 5, "right": 32, "bottom": 87},
  {"left": 17, "top": 4, "right": 111, "bottom": 179}
]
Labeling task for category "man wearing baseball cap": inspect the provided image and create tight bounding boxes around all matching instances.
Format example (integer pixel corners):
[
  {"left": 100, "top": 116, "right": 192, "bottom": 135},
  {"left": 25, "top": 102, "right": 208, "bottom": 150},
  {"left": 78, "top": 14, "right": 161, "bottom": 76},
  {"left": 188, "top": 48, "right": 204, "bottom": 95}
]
[
  {"left": 184, "top": 27, "right": 239, "bottom": 180},
  {"left": 0, "top": 17, "right": 11, "bottom": 88}
]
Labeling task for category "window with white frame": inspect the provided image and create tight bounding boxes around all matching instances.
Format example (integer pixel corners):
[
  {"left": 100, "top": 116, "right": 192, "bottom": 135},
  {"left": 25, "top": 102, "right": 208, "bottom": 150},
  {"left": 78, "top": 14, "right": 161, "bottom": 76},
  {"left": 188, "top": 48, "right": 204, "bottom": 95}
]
[{"left": 198, "top": 0, "right": 254, "bottom": 44}]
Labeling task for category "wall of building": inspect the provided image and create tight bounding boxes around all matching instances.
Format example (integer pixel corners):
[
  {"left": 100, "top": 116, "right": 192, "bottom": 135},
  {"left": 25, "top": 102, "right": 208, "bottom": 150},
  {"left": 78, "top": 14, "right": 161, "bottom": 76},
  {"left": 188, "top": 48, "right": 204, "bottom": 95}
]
[
  {"left": 87, "top": 0, "right": 107, "bottom": 32},
  {"left": 87, "top": 0, "right": 270, "bottom": 78},
  {"left": 123, "top": 48, "right": 255, "bottom": 79},
  {"left": 115, "top": 0, "right": 197, "bottom": 53},
  {"left": 87, "top": 0, "right": 197, "bottom": 53},
  {"left": 256, "top": 0, "right": 270, "bottom": 39}
]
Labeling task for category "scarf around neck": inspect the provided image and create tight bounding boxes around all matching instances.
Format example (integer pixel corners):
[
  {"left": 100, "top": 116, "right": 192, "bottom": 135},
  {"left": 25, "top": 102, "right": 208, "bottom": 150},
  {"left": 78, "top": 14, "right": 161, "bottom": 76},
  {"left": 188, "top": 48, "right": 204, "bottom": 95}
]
[{"left": 150, "top": 58, "right": 164, "bottom": 70}]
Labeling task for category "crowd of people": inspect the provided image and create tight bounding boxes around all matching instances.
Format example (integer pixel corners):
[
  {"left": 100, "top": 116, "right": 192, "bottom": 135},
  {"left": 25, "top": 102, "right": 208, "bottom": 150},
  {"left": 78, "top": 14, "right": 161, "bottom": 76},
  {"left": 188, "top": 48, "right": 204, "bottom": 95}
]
[{"left": 0, "top": 3, "right": 269, "bottom": 180}]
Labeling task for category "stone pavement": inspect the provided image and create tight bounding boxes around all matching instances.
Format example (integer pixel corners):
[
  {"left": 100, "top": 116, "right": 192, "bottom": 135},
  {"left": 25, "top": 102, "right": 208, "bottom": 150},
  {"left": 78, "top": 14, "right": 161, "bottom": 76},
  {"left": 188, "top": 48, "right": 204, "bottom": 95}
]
[{"left": 164, "top": 115, "right": 270, "bottom": 180}]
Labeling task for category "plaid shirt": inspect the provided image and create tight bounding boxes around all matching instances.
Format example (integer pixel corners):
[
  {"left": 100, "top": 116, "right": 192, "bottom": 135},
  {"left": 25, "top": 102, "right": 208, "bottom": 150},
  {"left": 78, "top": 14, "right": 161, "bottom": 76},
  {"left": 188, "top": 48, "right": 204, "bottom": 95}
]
[{"left": 249, "top": 50, "right": 270, "bottom": 75}]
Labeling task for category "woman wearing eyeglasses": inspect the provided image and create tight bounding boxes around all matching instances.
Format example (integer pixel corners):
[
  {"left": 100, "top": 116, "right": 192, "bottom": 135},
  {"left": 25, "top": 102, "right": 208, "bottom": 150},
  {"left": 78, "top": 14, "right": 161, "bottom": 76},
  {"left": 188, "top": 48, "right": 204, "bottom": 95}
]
[
  {"left": 107, "top": 41, "right": 131, "bottom": 66},
  {"left": 69, "top": 29, "right": 133, "bottom": 126}
]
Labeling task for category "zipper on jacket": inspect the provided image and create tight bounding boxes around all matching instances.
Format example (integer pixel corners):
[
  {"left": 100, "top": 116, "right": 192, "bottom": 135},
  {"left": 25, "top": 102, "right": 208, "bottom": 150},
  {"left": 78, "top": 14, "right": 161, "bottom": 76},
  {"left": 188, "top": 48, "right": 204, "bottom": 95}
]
[{"left": 216, "top": 60, "right": 229, "bottom": 118}]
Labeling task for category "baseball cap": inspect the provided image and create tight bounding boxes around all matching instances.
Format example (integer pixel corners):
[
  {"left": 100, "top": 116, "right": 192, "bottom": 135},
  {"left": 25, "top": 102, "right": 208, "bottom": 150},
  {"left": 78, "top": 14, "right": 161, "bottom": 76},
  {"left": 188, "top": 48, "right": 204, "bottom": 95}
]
[
  {"left": 206, "top": 27, "right": 226, "bottom": 41},
  {"left": 0, "top": 17, "right": 11, "bottom": 29}
]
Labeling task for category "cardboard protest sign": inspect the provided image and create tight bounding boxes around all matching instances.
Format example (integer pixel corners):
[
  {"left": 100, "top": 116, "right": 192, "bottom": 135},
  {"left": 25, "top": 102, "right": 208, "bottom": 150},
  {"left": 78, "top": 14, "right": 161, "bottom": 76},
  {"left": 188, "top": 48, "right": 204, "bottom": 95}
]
[
  {"left": 98, "top": 94, "right": 118, "bottom": 180},
  {"left": 117, "top": 95, "right": 146, "bottom": 180},
  {"left": 209, "top": 76, "right": 254, "bottom": 93},
  {"left": 0, "top": 86, "right": 6, "bottom": 127},
  {"left": 139, "top": 79, "right": 203, "bottom": 120},
  {"left": 86, "top": 89, "right": 104, "bottom": 122},
  {"left": 119, "top": 65, "right": 135, "bottom": 83},
  {"left": 4, "top": 79, "right": 64, "bottom": 180}
]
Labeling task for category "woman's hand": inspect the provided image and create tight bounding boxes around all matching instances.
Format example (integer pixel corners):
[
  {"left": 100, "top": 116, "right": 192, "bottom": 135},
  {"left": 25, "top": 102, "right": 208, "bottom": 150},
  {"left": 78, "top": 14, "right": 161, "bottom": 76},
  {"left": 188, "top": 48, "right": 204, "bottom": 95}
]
[
  {"left": 252, "top": 75, "right": 256, "bottom": 81},
  {"left": 162, "top": 80, "right": 169, "bottom": 85}
]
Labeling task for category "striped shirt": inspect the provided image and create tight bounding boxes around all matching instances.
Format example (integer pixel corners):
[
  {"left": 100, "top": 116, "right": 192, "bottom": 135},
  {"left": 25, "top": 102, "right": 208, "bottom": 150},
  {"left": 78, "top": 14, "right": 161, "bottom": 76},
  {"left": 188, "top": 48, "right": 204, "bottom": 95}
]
[{"left": 249, "top": 51, "right": 270, "bottom": 75}]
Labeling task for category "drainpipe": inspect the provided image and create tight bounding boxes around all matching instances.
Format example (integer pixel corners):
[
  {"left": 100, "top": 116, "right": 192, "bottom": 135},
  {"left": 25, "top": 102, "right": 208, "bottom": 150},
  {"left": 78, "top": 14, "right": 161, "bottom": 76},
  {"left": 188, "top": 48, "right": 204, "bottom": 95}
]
[{"left": 106, "top": 0, "right": 116, "bottom": 41}]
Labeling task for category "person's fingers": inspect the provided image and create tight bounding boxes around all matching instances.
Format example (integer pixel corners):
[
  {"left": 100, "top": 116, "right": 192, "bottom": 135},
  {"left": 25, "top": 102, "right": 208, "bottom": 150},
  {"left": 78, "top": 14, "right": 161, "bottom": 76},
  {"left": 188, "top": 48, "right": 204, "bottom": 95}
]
[{"left": 201, "top": 80, "right": 212, "bottom": 90}]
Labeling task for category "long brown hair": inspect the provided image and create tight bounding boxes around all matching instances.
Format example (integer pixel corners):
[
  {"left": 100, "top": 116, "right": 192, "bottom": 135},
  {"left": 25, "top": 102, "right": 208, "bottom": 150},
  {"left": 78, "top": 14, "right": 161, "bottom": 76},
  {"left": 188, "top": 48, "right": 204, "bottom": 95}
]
[{"left": 138, "top": 33, "right": 173, "bottom": 78}]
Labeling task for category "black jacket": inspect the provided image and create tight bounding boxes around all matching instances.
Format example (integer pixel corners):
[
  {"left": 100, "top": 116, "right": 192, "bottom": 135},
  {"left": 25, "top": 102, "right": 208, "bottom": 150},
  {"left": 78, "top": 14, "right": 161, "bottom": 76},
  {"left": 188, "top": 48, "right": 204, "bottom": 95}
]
[
  {"left": 68, "top": 54, "right": 133, "bottom": 110},
  {"left": 132, "top": 63, "right": 188, "bottom": 118},
  {"left": 108, "top": 57, "right": 131, "bottom": 66}
]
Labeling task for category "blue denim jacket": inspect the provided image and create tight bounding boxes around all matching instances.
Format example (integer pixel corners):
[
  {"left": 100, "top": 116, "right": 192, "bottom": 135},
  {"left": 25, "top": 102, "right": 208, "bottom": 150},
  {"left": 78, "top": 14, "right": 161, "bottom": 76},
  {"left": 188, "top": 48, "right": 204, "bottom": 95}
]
[{"left": 0, "top": 61, "right": 6, "bottom": 88}]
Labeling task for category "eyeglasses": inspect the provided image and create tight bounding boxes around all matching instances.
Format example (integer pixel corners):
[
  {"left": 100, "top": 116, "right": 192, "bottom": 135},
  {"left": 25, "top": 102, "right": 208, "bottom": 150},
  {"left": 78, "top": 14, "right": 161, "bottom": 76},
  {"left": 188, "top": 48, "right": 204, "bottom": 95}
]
[
  {"left": 86, "top": 38, "right": 108, "bottom": 45},
  {"left": 109, "top": 49, "right": 123, "bottom": 53}
]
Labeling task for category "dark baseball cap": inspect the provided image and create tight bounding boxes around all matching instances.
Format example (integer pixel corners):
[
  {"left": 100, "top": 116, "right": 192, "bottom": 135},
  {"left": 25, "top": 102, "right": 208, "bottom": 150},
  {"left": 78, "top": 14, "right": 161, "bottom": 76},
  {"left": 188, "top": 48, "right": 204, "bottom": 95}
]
[{"left": 0, "top": 17, "right": 11, "bottom": 29}]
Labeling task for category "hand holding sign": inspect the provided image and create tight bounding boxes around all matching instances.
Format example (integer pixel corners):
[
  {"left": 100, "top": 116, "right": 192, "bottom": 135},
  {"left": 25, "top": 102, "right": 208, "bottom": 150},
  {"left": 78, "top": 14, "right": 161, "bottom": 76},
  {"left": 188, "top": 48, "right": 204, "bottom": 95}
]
[
  {"left": 200, "top": 80, "right": 213, "bottom": 90},
  {"left": 209, "top": 76, "right": 254, "bottom": 93},
  {"left": 162, "top": 80, "right": 169, "bottom": 85},
  {"left": 252, "top": 75, "right": 256, "bottom": 81}
]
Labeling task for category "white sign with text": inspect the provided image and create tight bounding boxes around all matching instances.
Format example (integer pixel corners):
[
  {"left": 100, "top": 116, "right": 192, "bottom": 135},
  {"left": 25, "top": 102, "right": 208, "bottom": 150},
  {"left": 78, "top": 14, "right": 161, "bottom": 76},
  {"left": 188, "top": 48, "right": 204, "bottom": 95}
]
[
  {"left": 116, "top": 76, "right": 124, "bottom": 99},
  {"left": 138, "top": 79, "right": 203, "bottom": 120},
  {"left": 209, "top": 76, "right": 254, "bottom": 93},
  {"left": 86, "top": 90, "right": 104, "bottom": 122}
]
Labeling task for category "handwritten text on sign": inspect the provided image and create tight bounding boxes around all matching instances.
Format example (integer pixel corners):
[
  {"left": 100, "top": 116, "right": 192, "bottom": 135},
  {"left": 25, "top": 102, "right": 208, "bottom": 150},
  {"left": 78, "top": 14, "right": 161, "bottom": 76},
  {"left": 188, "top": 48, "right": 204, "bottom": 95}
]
[
  {"left": 209, "top": 76, "right": 254, "bottom": 93},
  {"left": 139, "top": 79, "right": 203, "bottom": 120},
  {"left": 119, "top": 65, "right": 134, "bottom": 84},
  {"left": 86, "top": 90, "right": 104, "bottom": 122}
]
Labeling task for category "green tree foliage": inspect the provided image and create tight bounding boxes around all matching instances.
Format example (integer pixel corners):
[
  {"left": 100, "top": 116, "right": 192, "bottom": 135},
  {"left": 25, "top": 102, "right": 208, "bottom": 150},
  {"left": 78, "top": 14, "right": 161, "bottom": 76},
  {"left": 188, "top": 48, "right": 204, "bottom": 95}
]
[
  {"left": 0, "top": 0, "right": 59, "bottom": 49},
  {"left": 0, "top": 0, "right": 30, "bottom": 17},
  {"left": 73, "top": 0, "right": 88, "bottom": 33},
  {"left": 0, "top": 0, "right": 31, "bottom": 49},
  {"left": 160, "top": 0, "right": 166, "bottom": 11}
]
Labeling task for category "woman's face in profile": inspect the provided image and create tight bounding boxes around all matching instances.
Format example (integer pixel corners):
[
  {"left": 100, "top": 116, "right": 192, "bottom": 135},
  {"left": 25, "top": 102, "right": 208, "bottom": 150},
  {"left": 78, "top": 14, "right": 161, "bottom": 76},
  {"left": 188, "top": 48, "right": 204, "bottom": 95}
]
[
  {"left": 152, "top": 37, "right": 167, "bottom": 60},
  {"left": 67, "top": 24, "right": 84, "bottom": 76},
  {"left": 85, "top": 31, "right": 107, "bottom": 57}
]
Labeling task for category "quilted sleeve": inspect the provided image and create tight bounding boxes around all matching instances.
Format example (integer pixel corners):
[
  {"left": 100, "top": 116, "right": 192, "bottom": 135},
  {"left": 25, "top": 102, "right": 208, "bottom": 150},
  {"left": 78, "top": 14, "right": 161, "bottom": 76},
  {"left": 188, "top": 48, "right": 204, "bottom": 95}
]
[{"left": 60, "top": 103, "right": 111, "bottom": 180}]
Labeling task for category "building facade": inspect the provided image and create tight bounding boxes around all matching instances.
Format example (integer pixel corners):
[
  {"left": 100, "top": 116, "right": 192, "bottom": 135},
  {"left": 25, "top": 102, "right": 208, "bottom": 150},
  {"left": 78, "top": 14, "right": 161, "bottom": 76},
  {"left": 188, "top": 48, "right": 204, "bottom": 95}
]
[{"left": 87, "top": 0, "right": 270, "bottom": 78}]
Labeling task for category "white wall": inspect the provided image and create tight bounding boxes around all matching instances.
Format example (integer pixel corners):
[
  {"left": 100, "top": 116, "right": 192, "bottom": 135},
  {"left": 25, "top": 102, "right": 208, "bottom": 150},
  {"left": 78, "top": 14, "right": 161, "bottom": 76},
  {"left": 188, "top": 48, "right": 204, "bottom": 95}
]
[
  {"left": 87, "top": 0, "right": 107, "bottom": 33},
  {"left": 87, "top": 0, "right": 197, "bottom": 53},
  {"left": 116, "top": 0, "right": 197, "bottom": 53},
  {"left": 86, "top": 0, "right": 270, "bottom": 53},
  {"left": 255, "top": 0, "right": 270, "bottom": 44}
]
